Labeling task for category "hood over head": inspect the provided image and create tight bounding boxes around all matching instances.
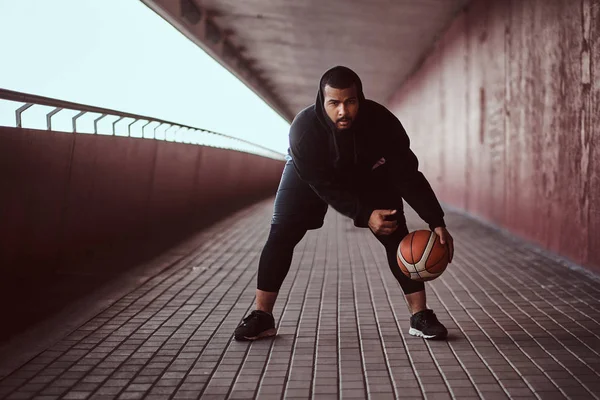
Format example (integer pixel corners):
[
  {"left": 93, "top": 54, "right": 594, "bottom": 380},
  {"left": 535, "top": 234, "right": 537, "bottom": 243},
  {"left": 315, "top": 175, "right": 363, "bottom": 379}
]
[{"left": 315, "top": 66, "right": 366, "bottom": 166}]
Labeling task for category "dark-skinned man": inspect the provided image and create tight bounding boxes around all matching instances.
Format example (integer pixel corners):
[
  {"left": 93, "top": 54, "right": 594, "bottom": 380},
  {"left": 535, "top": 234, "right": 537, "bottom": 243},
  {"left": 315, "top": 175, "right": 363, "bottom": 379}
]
[{"left": 235, "top": 66, "right": 454, "bottom": 341}]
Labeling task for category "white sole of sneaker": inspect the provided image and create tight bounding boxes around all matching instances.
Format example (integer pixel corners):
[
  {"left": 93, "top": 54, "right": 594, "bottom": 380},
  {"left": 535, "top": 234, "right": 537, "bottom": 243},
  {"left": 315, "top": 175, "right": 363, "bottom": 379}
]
[
  {"left": 238, "top": 328, "right": 277, "bottom": 341},
  {"left": 409, "top": 327, "right": 444, "bottom": 340}
]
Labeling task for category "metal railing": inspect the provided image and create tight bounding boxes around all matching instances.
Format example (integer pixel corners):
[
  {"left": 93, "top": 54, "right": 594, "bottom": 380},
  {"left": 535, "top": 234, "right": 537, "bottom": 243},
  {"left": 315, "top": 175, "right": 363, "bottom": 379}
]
[{"left": 0, "top": 88, "right": 286, "bottom": 160}]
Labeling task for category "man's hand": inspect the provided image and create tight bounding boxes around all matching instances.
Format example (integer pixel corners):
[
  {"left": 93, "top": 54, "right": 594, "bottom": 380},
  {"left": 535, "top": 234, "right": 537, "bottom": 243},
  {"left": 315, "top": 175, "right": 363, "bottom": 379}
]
[
  {"left": 434, "top": 226, "right": 454, "bottom": 263},
  {"left": 368, "top": 209, "right": 398, "bottom": 235}
]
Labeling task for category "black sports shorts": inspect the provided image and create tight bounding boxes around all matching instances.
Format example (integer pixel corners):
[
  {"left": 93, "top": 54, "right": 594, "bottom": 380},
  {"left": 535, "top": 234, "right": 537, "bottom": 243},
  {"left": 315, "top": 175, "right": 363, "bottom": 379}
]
[
  {"left": 271, "top": 155, "right": 405, "bottom": 229},
  {"left": 271, "top": 155, "right": 328, "bottom": 229}
]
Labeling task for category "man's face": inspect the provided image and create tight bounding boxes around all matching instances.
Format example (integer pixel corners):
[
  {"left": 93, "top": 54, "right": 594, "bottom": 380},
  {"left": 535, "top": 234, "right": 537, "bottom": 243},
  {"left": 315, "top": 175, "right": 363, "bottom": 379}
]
[{"left": 323, "top": 84, "right": 359, "bottom": 130}]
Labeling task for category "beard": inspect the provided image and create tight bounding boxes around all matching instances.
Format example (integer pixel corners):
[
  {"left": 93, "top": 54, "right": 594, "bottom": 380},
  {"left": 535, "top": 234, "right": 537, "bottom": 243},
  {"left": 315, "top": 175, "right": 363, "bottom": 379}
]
[{"left": 336, "top": 117, "right": 352, "bottom": 130}]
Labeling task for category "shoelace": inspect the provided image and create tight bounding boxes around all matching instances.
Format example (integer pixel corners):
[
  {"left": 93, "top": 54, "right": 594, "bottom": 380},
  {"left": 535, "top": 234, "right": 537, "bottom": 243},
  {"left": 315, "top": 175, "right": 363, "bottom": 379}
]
[
  {"left": 242, "top": 311, "right": 262, "bottom": 326},
  {"left": 419, "top": 311, "right": 438, "bottom": 327}
]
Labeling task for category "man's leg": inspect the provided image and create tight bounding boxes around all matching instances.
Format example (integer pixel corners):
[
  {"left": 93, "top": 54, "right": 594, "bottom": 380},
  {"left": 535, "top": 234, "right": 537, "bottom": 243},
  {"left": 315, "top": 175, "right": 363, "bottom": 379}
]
[
  {"left": 256, "top": 290, "right": 278, "bottom": 314},
  {"left": 234, "top": 155, "right": 327, "bottom": 341},
  {"left": 373, "top": 224, "right": 426, "bottom": 312},
  {"left": 255, "top": 224, "right": 308, "bottom": 312},
  {"left": 233, "top": 224, "right": 308, "bottom": 341},
  {"left": 373, "top": 224, "right": 448, "bottom": 340},
  {"left": 404, "top": 290, "right": 427, "bottom": 315}
]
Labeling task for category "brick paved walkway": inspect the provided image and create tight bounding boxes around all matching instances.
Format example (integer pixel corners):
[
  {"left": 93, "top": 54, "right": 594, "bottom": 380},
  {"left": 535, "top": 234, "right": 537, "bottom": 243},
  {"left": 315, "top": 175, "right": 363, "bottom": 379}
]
[{"left": 1, "top": 199, "right": 600, "bottom": 399}]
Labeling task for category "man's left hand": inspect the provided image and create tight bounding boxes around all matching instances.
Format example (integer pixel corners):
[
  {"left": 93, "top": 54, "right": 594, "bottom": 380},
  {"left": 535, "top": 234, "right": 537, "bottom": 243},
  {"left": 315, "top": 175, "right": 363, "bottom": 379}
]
[{"left": 434, "top": 227, "right": 454, "bottom": 263}]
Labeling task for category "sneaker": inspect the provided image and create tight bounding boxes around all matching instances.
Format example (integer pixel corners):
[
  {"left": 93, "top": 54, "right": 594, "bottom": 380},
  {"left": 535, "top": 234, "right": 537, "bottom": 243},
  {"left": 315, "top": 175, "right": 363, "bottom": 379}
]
[
  {"left": 234, "top": 310, "right": 277, "bottom": 341},
  {"left": 409, "top": 309, "right": 448, "bottom": 340}
]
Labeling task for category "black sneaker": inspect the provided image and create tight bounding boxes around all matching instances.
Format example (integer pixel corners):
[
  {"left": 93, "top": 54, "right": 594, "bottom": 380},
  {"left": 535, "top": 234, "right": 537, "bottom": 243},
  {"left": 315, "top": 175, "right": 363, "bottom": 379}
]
[
  {"left": 409, "top": 309, "right": 448, "bottom": 340},
  {"left": 234, "top": 310, "right": 277, "bottom": 341}
]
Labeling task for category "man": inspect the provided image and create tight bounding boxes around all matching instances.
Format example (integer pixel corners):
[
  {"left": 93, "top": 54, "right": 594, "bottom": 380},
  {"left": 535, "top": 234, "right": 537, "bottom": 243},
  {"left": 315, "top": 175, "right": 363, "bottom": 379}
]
[{"left": 234, "top": 66, "right": 454, "bottom": 341}]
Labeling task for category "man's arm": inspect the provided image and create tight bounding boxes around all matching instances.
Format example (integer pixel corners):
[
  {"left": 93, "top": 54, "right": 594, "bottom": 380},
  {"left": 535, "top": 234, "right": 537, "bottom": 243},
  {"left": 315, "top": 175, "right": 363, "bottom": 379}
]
[
  {"left": 289, "top": 125, "right": 373, "bottom": 227},
  {"left": 386, "top": 111, "right": 446, "bottom": 231},
  {"left": 386, "top": 110, "right": 454, "bottom": 262}
]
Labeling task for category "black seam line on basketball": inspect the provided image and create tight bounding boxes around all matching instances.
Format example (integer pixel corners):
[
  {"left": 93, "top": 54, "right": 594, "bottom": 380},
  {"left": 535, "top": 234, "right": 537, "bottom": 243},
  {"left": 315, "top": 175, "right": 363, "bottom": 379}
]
[
  {"left": 425, "top": 235, "right": 448, "bottom": 273},
  {"left": 425, "top": 231, "right": 445, "bottom": 268},
  {"left": 410, "top": 231, "right": 423, "bottom": 281},
  {"left": 250, "top": 226, "right": 312, "bottom": 399},
  {"left": 425, "top": 255, "right": 447, "bottom": 274},
  {"left": 280, "top": 226, "right": 321, "bottom": 400}
]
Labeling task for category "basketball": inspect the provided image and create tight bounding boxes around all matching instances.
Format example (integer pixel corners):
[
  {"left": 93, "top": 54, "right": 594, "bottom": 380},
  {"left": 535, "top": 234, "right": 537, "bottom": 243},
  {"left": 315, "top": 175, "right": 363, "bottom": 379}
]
[{"left": 397, "top": 230, "right": 449, "bottom": 282}]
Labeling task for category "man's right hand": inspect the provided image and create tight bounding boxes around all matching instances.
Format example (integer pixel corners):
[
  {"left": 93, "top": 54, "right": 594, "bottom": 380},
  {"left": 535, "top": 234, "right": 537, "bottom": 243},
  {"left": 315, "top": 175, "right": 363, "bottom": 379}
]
[{"left": 368, "top": 209, "right": 398, "bottom": 235}]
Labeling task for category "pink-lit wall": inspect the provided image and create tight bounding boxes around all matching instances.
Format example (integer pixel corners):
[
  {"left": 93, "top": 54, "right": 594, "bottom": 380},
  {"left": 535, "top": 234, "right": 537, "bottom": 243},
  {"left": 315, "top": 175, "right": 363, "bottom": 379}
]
[
  {"left": 0, "top": 127, "right": 284, "bottom": 272},
  {"left": 389, "top": 0, "right": 600, "bottom": 272}
]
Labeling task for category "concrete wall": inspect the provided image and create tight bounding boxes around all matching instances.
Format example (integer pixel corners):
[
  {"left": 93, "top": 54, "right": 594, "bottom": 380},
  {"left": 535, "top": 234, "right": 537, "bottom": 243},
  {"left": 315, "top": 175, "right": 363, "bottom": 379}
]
[
  {"left": 389, "top": 0, "right": 600, "bottom": 271},
  {"left": 0, "top": 127, "right": 284, "bottom": 272}
]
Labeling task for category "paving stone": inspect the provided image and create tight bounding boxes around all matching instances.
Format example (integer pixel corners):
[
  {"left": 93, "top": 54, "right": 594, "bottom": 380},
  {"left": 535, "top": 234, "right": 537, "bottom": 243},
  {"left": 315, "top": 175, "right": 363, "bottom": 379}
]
[{"left": 1, "top": 206, "right": 599, "bottom": 399}]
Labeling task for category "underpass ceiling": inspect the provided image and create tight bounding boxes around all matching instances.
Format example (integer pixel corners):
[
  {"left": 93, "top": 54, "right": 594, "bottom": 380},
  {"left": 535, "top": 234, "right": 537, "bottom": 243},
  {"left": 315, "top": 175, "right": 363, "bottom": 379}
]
[{"left": 142, "top": 0, "right": 470, "bottom": 121}]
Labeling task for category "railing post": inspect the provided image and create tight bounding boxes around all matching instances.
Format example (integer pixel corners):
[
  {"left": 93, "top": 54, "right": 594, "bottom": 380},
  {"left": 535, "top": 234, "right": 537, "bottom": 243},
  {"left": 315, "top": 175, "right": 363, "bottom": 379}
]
[
  {"left": 72, "top": 111, "right": 86, "bottom": 133},
  {"left": 15, "top": 103, "right": 33, "bottom": 128},
  {"left": 93, "top": 114, "right": 107, "bottom": 134},
  {"left": 46, "top": 107, "right": 63, "bottom": 131}
]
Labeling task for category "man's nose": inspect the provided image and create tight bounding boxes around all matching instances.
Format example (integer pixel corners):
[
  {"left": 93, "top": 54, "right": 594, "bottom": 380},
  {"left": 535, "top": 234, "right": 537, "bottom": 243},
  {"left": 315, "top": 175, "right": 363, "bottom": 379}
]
[{"left": 338, "top": 104, "right": 347, "bottom": 115}]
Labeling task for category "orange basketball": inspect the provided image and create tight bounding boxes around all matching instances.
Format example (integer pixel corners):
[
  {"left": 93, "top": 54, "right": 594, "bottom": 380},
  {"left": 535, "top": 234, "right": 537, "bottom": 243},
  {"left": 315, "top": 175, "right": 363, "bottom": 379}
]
[{"left": 396, "top": 230, "right": 449, "bottom": 282}]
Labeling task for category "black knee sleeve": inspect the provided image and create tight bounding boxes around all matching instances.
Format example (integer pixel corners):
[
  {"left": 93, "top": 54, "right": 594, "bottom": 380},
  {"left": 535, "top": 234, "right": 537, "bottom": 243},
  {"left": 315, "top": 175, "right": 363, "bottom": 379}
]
[
  {"left": 374, "top": 225, "right": 425, "bottom": 295},
  {"left": 384, "top": 246, "right": 425, "bottom": 294},
  {"left": 257, "top": 224, "right": 307, "bottom": 292}
]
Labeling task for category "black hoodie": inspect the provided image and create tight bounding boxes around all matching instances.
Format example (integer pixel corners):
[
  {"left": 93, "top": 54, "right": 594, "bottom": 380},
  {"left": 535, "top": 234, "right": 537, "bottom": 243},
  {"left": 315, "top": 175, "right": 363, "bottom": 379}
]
[{"left": 288, "top": 66, "right": 445, "bottom": 231}]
